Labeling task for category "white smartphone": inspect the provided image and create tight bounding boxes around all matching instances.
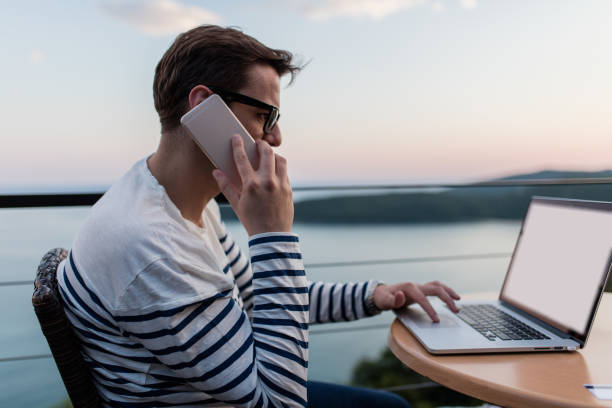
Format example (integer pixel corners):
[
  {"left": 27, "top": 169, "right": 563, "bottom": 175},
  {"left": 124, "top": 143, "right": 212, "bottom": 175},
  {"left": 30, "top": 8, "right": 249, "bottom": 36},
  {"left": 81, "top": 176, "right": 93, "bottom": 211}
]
[{"left": 180, "top": 94, "right": 258, "bottom": 187}]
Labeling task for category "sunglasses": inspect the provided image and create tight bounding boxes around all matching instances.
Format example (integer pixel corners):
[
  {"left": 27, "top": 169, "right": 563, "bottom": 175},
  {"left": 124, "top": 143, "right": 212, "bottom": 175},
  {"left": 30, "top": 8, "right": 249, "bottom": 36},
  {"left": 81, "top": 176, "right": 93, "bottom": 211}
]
[{"left": 208, "top": 86, "right": 280, "bottom": 134}]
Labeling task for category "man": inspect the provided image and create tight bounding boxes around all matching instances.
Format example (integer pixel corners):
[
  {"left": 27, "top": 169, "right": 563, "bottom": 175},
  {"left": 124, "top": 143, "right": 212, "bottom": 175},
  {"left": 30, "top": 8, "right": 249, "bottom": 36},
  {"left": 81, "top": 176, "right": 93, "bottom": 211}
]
[{"left": 58, "top": 25, "right": 460, "bottom": 407}]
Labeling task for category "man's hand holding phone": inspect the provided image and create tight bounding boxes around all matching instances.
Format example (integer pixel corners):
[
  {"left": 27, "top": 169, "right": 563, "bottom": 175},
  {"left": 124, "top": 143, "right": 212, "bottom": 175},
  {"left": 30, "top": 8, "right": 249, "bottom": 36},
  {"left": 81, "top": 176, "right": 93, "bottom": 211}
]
[{"left": 213, "top": 135, "right": 294, "bottom": 236}]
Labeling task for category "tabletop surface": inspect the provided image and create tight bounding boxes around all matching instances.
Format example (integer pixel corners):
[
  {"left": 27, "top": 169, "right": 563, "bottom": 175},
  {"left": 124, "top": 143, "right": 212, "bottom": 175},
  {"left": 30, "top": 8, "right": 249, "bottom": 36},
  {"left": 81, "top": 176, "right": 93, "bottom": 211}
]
[{"left": 388, "top": 292, "right": 612, "bottom": 408}]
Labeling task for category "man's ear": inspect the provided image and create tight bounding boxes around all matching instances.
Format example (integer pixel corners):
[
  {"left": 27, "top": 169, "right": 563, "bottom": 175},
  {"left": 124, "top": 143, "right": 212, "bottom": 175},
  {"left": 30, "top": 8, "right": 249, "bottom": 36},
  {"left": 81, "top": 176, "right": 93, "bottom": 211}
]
[{"left": 187, "top": 85, "right": 214, "bottom": 110}]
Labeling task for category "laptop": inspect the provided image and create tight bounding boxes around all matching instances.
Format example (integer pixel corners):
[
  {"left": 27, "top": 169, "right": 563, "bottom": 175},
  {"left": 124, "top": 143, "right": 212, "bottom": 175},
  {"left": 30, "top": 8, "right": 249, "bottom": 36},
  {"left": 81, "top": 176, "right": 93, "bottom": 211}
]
[{"left": 395, "top": 196, "right": 612, "bottom": 354}]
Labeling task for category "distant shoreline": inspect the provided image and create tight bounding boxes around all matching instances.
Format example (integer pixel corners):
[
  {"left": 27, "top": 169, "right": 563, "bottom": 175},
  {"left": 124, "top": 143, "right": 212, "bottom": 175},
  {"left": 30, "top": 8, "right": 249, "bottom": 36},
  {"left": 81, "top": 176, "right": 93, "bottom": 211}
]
[{"left": 222, "top": 170, "right": 612, "bottom": 224}]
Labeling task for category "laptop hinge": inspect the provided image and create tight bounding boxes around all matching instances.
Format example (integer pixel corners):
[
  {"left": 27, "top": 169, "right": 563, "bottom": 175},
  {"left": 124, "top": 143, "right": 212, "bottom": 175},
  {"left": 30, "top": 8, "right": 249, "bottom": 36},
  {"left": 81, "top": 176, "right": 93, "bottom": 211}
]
[{"left": 499, "top": 300, "right": 584, "bottom": 346}]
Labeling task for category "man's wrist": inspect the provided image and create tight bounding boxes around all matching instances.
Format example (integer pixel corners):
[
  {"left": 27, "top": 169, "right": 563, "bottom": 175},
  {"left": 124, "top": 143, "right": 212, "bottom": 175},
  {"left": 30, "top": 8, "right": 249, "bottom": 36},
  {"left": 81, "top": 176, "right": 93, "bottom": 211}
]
[{"left": 364, "top": 282, "right": 384, "bottom": 316}]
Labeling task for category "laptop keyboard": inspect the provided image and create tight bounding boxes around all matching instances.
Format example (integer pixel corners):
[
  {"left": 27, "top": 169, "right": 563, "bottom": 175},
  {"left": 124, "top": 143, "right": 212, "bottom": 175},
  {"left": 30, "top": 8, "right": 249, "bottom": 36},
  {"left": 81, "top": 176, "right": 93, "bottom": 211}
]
[{"left": 457, "top": 304, "right": 550, "bottom": 341}]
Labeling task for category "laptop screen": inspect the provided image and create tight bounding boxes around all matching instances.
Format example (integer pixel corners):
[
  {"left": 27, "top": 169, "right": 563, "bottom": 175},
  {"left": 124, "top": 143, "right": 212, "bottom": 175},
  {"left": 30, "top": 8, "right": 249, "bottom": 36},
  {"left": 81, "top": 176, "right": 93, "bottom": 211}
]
[{"left": 500, "top": 198, "right": 612, "bottom": 339}]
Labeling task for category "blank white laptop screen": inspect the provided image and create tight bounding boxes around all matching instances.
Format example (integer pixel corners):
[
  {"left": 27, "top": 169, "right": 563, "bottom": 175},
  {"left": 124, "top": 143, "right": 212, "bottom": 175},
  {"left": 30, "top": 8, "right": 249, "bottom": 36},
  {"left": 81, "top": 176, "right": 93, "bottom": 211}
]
[{"left": 501, "top": 201, "right": 612, "bottom": 336}]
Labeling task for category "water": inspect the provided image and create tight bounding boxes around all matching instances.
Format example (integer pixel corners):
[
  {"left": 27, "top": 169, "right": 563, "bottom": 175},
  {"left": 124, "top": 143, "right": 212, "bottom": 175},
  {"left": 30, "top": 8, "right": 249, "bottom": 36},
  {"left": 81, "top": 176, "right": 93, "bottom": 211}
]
[{"left": 0, "top": 207, "right": 521, "bottom": 407}]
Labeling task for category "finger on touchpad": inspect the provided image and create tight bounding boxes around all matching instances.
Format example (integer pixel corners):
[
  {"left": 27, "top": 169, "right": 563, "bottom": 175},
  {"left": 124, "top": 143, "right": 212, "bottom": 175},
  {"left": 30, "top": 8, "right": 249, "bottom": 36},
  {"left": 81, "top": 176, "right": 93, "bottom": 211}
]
[{"left": 405, "top": 308, "right": 461, "bottom": 329}]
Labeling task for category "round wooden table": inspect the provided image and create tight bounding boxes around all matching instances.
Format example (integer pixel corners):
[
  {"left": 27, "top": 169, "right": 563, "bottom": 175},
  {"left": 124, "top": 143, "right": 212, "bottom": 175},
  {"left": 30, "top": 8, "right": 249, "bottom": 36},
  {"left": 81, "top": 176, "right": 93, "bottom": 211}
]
[{"left": 388, "top": 293, "right": 612, "bottom": 408}]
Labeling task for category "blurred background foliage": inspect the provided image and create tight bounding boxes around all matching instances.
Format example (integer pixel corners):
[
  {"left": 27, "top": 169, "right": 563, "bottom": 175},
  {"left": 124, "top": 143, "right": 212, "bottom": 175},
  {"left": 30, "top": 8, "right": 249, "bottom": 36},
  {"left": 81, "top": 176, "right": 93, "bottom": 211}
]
[{"left": 350, "top": 348, "right": 484, "bottom": 408}]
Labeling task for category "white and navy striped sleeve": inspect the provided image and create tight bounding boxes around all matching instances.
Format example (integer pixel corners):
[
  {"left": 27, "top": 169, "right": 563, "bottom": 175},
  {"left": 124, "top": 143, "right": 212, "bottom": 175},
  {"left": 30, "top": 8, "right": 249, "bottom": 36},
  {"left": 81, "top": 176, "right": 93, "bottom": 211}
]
[
  {"left": 212, "top": 218, "right": 378, "bottom": 325},
  {"left": 107, "top": 233, "right": 308, "bottom": 407},
  {"left": 307, "top": 280, "right": 379, "bottom": 324},
  {"left": 217, "top": 227, "right": 379, "bottom": 324},
  {"left": 219, "top": 230, "right": 254, "bottom": 314}
]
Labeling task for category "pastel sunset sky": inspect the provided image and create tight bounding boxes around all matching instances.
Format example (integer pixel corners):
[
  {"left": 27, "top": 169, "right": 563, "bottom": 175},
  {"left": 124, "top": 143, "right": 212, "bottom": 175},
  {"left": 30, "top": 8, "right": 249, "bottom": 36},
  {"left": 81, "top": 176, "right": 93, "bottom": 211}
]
[{"left": 1, "top": 0, "right": 611, "bottom": 191}]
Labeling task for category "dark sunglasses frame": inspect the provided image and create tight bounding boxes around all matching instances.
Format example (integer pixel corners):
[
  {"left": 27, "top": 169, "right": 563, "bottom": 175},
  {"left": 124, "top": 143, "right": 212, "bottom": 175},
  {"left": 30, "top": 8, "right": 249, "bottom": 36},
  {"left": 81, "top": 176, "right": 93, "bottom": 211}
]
[{"left": 208, "top": 86, "right": 280, "bottom": 134}]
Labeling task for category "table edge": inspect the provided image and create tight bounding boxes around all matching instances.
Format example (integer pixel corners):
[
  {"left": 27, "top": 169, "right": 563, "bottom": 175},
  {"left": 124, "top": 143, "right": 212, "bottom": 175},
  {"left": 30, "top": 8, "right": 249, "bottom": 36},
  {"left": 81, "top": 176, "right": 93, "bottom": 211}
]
[{"left": 388, "top": 319, "right": 601, "bottom": 408}]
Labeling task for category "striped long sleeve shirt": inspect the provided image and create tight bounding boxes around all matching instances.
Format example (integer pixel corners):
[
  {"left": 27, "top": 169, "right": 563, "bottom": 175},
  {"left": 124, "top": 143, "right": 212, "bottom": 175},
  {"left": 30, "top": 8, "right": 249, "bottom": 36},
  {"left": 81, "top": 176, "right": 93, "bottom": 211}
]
[
  {"left": 57, "top": 158, "right": 378, "bottom": 407},
  {"left": 219, "top": 231, "right": 379, "bottom": 326}
]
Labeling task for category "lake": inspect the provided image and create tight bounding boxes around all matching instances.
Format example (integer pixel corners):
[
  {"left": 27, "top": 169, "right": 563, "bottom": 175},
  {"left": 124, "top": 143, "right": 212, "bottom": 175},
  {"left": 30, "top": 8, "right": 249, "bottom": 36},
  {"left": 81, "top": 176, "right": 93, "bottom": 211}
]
[{"left": 0, "top": 207, "right": 520, "bottom": 407}]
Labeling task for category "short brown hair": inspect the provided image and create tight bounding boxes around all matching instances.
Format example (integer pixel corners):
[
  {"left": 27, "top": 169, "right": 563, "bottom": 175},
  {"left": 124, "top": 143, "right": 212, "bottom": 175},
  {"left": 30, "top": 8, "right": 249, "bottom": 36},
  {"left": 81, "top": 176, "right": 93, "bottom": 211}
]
[{"left": 153, "top": 25, "right": 301, "bottom": 132}]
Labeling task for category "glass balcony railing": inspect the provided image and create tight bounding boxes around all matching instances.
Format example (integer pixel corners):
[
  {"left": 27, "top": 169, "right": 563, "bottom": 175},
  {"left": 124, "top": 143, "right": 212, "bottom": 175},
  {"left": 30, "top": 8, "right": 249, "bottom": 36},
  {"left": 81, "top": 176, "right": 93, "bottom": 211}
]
[{"left": 2, "top": 177, "right": 612, "bottom": 408}]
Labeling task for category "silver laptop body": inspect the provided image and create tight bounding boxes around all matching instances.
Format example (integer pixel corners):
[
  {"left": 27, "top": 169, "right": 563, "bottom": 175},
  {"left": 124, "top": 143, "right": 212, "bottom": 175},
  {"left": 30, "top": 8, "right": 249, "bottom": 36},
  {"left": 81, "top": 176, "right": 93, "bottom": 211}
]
[{"left": 396, "top": 197, "right": 612, "bottom": 354}]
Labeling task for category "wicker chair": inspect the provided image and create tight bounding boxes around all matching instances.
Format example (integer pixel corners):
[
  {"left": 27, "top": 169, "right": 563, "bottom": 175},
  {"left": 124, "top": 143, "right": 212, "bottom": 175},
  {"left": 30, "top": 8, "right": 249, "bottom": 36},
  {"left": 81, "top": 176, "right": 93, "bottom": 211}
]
[{"left": 32, "top": 248, "right": 101, "bottom": 408}]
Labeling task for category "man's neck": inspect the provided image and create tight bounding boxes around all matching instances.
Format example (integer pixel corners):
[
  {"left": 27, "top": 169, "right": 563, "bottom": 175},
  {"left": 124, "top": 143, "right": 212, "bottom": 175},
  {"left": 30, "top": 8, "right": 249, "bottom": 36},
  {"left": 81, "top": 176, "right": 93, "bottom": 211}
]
[{"left": 147, "top": 129, "right": 219, "bottom": 228}]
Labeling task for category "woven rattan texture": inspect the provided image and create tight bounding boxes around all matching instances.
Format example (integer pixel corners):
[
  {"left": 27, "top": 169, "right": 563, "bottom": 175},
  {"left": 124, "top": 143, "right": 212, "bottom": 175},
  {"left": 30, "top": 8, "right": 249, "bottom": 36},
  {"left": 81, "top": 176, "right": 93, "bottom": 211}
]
[{"left": 32, "top": 248, "right": 101, "bottom": 408}]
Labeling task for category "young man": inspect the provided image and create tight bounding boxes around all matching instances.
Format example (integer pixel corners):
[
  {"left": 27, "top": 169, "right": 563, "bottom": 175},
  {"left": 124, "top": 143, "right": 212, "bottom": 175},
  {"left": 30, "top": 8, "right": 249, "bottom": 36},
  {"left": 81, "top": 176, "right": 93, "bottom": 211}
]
[{"left": 58, "top": 25, "right": 460, "bottom": 407}]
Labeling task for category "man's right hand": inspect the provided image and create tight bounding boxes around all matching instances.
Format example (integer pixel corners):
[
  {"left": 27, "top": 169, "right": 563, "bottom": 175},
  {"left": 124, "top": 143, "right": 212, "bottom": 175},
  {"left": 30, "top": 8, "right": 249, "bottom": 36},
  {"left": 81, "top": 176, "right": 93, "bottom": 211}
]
[{"left": 213, "top": 134, "right": 294, "bottom": 236}]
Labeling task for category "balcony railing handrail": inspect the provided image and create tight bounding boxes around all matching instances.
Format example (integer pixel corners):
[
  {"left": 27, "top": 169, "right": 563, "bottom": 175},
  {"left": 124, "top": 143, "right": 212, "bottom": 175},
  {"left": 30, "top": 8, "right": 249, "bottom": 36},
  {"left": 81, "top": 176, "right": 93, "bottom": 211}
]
[
  {"left": 0, "top": 350, "right": 442, "bottom": 393},
  {"left": 3, "top": 177, "right": 612, "bottom": 208},
  {"left": 0, "top": 323, "right": 394, "bottom": 365},
  {"left": 0, "top": 251, "right": 513, "bottom": 288}
]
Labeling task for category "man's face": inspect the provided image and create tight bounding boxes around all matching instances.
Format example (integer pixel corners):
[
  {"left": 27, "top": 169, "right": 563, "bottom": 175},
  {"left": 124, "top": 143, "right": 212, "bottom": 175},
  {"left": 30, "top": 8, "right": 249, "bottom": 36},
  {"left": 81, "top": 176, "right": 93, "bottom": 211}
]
[{"left": 230, "top": 64, "right": 282, "bottom": 147}]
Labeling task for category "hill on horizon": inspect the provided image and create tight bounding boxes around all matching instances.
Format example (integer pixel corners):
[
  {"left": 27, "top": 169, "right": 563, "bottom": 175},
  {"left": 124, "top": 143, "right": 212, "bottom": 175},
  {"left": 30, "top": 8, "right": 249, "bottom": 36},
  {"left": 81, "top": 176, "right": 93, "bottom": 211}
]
[{"left": 498, "top": 169, "right": 612, "bottom": 181}]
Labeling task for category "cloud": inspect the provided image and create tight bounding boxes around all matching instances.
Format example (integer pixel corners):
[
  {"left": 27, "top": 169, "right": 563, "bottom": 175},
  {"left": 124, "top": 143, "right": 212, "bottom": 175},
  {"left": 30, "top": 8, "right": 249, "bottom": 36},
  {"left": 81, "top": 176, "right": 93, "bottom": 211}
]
[
  {"left": 29, "top": 49, "right": 45, "bottom": 64},
  {"left": 294, "top": 0, "right": 427, "bottom": 21},
  {"left": 101, "top": 0, "right": 222, "bottom": 36},
  {"left": 432, "top": 1, "right": 445, "bottom": 12},
  {"left": 460, "top": 0, "right": 477, "bottom": 9}
]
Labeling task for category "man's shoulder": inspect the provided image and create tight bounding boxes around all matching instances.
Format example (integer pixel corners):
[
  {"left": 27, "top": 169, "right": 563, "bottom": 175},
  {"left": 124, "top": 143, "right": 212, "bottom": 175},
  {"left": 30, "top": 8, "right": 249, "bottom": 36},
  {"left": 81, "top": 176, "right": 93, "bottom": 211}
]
[
  {"left": 72, "top": 213, "right": 231, "bottom": 313},
  {"left": 69, "top": 159, "right": 175, "bottom": 304},
  {"left": 69, "top": 158, "right": 233, "bottom": 312},
  {"left": 75, "top": 159, "right": 169, "bottom": 256}
]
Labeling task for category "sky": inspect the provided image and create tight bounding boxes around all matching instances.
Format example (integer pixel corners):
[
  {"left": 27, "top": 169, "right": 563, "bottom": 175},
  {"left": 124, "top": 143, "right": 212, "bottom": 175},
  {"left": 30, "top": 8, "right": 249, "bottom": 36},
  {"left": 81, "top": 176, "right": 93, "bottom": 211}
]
[{"left": 1, "top": 0, "right": 611, "bottom": 191}]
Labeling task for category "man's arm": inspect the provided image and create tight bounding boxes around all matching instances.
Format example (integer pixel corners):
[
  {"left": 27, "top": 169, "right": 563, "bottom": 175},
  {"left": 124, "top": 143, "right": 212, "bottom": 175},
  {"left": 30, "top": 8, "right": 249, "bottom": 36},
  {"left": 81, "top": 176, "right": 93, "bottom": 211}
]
[
  {"left": 306, "top": 280, "right": 462, "bottom": 324},
  {"left": 216, "top": 136, "right": 461, "bottom": 327},
  {"left": 307, "top": 280, "right": 380, "bottom": 323},
  {"left": 219, "top": 229, "right": 379, "bottom": 324},
  {"left": 111, "top": 235, "right": 308, "bottom": 408},
  {"left": 216, "top": 216, "right": 381, "bottom": 325}
]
